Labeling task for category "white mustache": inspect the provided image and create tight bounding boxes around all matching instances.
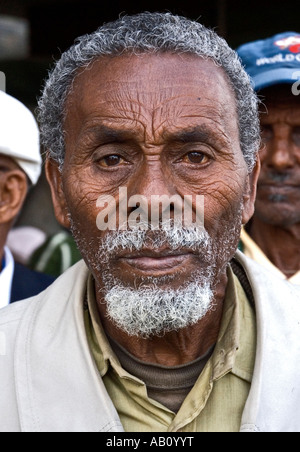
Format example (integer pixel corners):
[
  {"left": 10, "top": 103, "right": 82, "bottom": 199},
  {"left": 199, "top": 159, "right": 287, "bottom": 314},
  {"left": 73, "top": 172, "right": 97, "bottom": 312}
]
[{"left": 101, "top": 220, "right": 212, "bottom": 255}]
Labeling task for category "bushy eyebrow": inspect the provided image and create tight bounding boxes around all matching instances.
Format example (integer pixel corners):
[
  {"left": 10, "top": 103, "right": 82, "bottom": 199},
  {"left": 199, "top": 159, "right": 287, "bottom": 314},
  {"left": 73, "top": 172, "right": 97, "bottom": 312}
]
[
  {"left": 82, "top": 123, "right": 229, "bottom": 152},
  {"left": 87, "top": 124, "right": 212, "bottom": 142},
  {"left": 84, "top": 125, "right": 135, "bottom": 144},
  {"left": 165, "top": 126, "right": 211, "bottom": 143}
]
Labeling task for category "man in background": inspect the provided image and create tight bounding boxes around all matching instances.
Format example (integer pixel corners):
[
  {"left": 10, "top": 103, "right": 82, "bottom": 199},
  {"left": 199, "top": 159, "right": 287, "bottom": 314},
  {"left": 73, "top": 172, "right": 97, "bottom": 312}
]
[
  {"left": 0, "top": 91, "right": 54, "bottom": 307},
  {"left": 237, "top": 32, "right": 300, "bottom": 283}
]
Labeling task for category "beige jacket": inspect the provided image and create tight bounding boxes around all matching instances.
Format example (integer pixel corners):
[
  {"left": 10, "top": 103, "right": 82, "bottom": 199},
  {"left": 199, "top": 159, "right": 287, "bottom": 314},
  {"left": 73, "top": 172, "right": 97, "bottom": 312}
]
[{"left": 1, "top": 251, "right": 300, "bottom": 432}]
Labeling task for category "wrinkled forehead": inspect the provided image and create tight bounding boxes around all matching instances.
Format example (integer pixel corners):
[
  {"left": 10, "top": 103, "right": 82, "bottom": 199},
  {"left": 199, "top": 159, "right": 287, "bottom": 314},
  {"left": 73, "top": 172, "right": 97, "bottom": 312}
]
[
  {"left": 68, "top": 54, "right": 234, "bottom": 104},
  {"left": 64, "top": 53, "right": 239, "bottom": 141},
  {"left": 259, "top": 85, "right": 300, "bottom": 126}
]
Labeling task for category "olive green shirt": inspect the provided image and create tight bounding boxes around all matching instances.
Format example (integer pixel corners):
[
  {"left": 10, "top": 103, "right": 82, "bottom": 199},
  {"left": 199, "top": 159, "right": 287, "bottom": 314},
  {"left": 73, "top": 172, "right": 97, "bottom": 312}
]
[{"left": 84, "top": 267, "right": 256, "bottom": 432}]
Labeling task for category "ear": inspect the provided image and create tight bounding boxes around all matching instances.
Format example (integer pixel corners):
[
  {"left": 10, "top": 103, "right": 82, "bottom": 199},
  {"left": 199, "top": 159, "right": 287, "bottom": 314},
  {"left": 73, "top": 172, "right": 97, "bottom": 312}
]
[
  {"left": 45, "top": 158, "right": 71, "bottom": 229},
  {"left": 0, "top": 170, "right": 28, "bottom": 225},
  {"left": 242, "top": 157, "right": 261, "bottom": 225}
]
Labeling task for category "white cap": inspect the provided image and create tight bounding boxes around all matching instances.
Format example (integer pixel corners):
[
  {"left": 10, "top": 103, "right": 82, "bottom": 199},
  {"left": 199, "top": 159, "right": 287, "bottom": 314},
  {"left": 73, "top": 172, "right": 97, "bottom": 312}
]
[{"left": 0, "top": 91, "right": 42, "bottom": 185}]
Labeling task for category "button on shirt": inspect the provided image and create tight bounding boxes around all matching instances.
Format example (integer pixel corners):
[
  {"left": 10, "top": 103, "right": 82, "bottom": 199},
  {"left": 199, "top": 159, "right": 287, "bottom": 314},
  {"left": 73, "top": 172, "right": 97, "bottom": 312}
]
[
  {"left": 84, "top": 266, "right": 256, "bottom": 432},
  {"left": 0, "top": 247, "right": 15, "bottom": 309}
]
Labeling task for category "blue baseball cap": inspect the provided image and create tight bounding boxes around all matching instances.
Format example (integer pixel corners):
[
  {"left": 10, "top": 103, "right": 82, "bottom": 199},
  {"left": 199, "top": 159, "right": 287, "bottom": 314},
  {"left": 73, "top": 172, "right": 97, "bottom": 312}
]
[{"left": 237, "top": 32, "right": 300, "bottom": 91}]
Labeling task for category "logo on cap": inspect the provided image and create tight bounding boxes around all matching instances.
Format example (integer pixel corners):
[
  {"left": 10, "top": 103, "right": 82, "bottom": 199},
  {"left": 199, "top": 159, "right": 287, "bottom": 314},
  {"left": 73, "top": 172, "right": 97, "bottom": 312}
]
[{"left": 274, "top": 36, "right": 300, "bottom": 53}]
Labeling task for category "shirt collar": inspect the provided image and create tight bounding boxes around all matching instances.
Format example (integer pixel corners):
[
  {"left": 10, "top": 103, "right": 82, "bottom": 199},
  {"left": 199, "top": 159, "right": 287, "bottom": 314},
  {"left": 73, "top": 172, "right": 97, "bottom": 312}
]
[
  {"left": 85, "top": 276, "right": 124, "bottom": 378},
  {"left": 211, "top": 266, "right": 256, "bottom": 384},
  {"left": 0, "top": 247, "right": 15, "bottom": 309}
]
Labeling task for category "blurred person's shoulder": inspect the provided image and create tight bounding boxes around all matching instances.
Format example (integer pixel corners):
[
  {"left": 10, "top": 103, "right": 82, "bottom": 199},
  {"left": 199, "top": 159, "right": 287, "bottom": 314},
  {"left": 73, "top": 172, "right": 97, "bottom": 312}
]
[{"left": 0, "top": 259, "right": 87, "bottom": 324}]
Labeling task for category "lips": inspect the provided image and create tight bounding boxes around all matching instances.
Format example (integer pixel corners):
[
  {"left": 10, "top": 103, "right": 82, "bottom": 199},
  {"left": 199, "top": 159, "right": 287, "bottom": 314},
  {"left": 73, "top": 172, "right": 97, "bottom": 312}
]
[{"left": 117, "top": 249, "right": 195, "bottom": 273}]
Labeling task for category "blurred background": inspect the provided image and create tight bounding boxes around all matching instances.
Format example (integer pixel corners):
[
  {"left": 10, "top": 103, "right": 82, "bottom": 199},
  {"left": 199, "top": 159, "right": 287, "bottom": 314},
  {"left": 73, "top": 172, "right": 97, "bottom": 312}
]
[{"left": 0, "top": 0, "right": 299, "bottom": 249}]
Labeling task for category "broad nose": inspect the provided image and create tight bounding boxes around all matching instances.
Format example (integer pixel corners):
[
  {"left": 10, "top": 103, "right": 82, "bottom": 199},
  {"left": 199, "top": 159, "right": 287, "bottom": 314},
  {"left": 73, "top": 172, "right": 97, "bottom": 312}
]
[
  {"left": 126, "top": 159, "right": 180, "bottom": 223},
  {"left": 261, "top": 124, "right": 295, "bottom": 171}
]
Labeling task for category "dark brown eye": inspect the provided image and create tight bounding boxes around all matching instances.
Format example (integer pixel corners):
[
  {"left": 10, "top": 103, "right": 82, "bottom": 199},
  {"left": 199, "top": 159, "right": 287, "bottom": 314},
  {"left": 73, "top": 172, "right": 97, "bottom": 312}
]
[
  {"left": 260, "top": 125, "right": 273, "bottom": 143},
  {"left": 184, "top": 152, "right": 208, "bottom": 164},
  {"left": 99, "top": 155, "right": 124, "bottom": 167}
]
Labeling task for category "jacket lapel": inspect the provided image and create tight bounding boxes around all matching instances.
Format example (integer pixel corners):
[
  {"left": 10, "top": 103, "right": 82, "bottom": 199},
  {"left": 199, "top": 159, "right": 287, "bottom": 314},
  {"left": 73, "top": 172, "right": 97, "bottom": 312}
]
[
  {"left": 14, "top": 261, "right": 124, "bottom": 432},
  {"left": 236, "top": 252, "right": 300, "bottom": 432}
]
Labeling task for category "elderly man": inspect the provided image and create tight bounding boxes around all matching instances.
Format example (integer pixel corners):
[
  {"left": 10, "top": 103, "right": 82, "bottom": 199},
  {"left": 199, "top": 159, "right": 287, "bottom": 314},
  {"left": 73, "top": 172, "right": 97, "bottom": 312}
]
[
  {"left": 0, "top": 13, "right": 300, "bottom": 433},
  {"left": 0, "top": 91, "right": 54, "bottom": 307},
  {"left": 237, "top": 33, "right": 300, "bottom": 283}
]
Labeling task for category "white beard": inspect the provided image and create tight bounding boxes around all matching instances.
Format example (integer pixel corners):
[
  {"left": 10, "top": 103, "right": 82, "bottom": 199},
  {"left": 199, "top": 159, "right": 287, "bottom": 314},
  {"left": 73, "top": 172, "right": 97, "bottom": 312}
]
[{"left": 103, "top": 277, "right": 214, "bottom": 338}]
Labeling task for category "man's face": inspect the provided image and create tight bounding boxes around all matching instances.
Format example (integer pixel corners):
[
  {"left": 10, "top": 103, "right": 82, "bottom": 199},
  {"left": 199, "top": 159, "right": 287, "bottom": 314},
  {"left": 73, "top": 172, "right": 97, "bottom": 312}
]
[
  {"left": 256, "top": 85, "right": 300, "bottom": 227},
  {"left": 0, "top": 154, "right": 28, "bottom": 257},
  {"left": 47, "top": 54, "right": 257, "bottom": 336}
]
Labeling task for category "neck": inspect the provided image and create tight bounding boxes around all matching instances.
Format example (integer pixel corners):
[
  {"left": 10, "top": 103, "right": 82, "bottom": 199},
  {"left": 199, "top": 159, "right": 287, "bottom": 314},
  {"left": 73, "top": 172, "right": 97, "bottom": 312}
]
[
  {"left": 95, "top": 273, "right": 227, "bottom": 367},
  {"left": 248, "top": 217, "right": 300, "bottom": 277}
]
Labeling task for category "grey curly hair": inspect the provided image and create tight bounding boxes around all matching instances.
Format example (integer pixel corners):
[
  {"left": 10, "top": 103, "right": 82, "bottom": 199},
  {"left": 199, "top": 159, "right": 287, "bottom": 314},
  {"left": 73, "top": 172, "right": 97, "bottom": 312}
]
[{"left": 38, "top": 12, "right": 260, "bottom": 171}]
